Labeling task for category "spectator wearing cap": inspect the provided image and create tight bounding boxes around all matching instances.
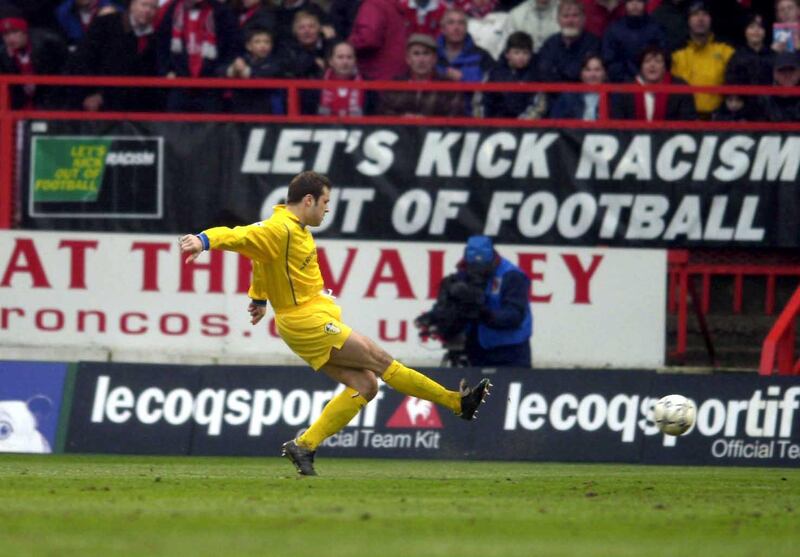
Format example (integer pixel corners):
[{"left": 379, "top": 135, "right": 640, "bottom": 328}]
[
  {"left": 484, "top": 31, "right": 547, "bottom": 118},
  {"left": 724, "top": 12, "right": 774, "bottom": 86},
  {"left": 455, "top": 0, "right": 510, "bottom": 60},
  {"left": 651, "top": 0, "right": 688, "bottom": 54},
  {"left": 378, "top": 33, "right": 465, "bottom": 116},
  {"left": 436, "top": 7, "right": 494, "bottom": 115},
  {"left": 761, "top": 51, "right": 800, "bottom": 121},
  {"left": 348, "top": 0, "right": 410, "bottom": 80},
  {"left": 0, "top": 14, "right": 67, "bottom": 108},
  {"left": 507, "top": 0, "right": 560, "bottom": 54},
  {"left": 580, "top": 0, "right": 625, "bottom": 38},
  {"left": 155, "top": 0, "right": 239, "bottom": 112},
  {"left": 671, "top": 0, "right": 734, "bottom": 118},
  {"left": 67, "top": 0, "right": 161, "bottom": 112},
  {"left": 55, "top": 0, "right": 122, "bottom": 52},
  {"left": 537, "top": 0, "right": 601, "bottom": 83},
  {"left": 612, "top": 45, "right": 696, "bottom": 120},
  {"left": 602, "top": 0, "right": 666, "bottom": 82},
  {"left": 399, "top": 0, "right": 449, "bottom": 37}
]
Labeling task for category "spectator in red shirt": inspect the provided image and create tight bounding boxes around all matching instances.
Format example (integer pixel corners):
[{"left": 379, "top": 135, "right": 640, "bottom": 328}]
[
  {"left": 400, "top": 0, "right": 449, "bottom": 36},
  {"left": 318, "top": 40, "right": 375, "bottom": 116},
  {"left": 581, "top": 0, "right": 625, "bottom": 37}
]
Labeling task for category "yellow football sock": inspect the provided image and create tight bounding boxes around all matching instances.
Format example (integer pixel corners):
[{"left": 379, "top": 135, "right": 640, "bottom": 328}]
[
  {"left": 381, "top": 360, "right": 461, "bottom": 414},
  {"left": 297, "top": 387, "right": 368, "bottom": 450}
]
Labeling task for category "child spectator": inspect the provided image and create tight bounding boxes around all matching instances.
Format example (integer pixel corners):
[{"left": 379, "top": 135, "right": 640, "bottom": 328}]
[
  {"left": 602, "top": 0, "right": 665, "bottom": 82},
  {"left": 612, "top": 45, "right": 696, "bottom": 120},
  {"left": 55, "top": 0, "right": 121, "bottom": 52},
  {"left": 548, "top": 53, "right": 606, "bottom": 118},
  {"left": 226, "top": 25, "right": 285, "bottom": 114},
  {"left": 484, "top": 31, "right": 546, "bottom": 118},
  {"left": 318, "top": 40, "right": 374, "bottom": 116},
  {"left": 725, "top": 12, "right": 774, "bottom": 86},
  {"left": 0, "top": 13, "right": 67, "bottom": 108}
]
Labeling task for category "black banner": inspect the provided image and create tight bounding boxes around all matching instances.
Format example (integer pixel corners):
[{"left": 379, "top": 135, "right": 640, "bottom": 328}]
[
  {"left": 20, "top": 121, "right": 800, "bottom": 247},
  {"left": 65, "top": 363, "right": 800, "bottom": 467}
]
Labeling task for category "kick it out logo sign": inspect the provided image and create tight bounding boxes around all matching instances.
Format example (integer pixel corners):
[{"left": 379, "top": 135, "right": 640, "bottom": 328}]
[{"left": 29, "top": 135, "right": 163, "bottom": 219}]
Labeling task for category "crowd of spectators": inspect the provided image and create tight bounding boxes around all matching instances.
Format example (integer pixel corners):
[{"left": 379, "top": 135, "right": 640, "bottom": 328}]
[{"left": 0, "top": 0, "right": 797, "bottom": 120}]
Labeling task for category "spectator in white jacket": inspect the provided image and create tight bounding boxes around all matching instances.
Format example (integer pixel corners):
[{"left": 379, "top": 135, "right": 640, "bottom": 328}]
[{"left": 506, "top": 0, "right": 560, "bottom": 53}]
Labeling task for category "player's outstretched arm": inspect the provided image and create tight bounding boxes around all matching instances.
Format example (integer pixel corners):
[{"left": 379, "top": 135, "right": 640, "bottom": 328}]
[{"left": 179, "top": 234, "right": 203, "bottom": 263}]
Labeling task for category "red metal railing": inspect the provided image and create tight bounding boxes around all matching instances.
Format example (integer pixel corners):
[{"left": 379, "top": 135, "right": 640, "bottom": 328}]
[
  {"left": 2, "top": 75, "right": 800, "bottom": 230},
  {"left": 760, "top": 283, "right": 800, "bottom": 376}
]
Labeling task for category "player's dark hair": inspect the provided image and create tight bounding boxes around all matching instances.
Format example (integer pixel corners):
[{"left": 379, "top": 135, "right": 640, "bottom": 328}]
[{"left": 287, "top": 171, "right": 332, "bottom": 204}]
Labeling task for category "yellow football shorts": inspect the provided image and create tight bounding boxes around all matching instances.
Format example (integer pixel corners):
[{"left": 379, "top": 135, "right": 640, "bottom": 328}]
[{"left": 274, "top": 295, "right": 352, "bottom": 371}]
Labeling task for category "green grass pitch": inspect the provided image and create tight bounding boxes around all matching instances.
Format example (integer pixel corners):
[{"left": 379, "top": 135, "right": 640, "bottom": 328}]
[{"left": 0, "top": 454, "right": 798, "bottom": 557}]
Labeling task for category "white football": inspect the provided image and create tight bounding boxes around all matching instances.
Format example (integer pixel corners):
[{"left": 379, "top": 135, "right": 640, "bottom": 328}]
[{"left": 653, "top": 394, "right": 696, "bottom": 436}]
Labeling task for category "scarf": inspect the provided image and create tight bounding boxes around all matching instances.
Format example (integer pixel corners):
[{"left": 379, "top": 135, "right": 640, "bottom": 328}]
[
  {"left": 319, "top": 68, "right": 364, "bottom": 116},
  {"left": 453, "top": 0, "right": 498, "bottom": 18},
  {"left": 171, "top": 0, "right": 217, "bottom": 77},
  {"left": 634, "top": 72, "right": 671, "bottom": 121}
]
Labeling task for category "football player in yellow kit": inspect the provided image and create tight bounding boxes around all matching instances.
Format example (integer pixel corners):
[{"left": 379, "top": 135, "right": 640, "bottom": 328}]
[{"left": 179, "top": 171, "right": 490, "bottom": 475}]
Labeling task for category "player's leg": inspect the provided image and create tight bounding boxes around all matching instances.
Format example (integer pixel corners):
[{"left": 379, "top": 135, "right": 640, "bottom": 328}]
[
  {"left": 327, "top": 330, "right": 489, "bottom": 418},
  {"left": 295, "top": 364, "right": 375, "bottom": 451}
]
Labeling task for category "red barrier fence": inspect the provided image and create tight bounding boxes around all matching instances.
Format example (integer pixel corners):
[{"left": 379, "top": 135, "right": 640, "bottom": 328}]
[{"left": 2, "top": 75, "right": 800, "bottom": 229}]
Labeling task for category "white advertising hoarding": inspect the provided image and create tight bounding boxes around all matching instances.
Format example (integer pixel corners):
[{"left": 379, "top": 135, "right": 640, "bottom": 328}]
[{"left": 0, "top": 231, "right": 666, "bottom": 368}]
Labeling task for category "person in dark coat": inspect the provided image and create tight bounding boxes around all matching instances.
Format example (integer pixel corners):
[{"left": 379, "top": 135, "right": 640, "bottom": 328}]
[
  {"left": 537, "top": 0, "right": 601, "bottom": 83},
  {"left": 272, "top": 0, "right": 333, "bottom": 48},
  {"left": 724, "top": 12, "right": 774, "bottom": 86},
  {"left": 67, "top": 0, "right": 161, "bottom": 112},
  {"left": 548, "top": 53, "right": 606, "bottom": 119},
  {"left": 225, "top": 25, "right": 285, "bottom": 114},
  {"left": 651, "top": 0, "right": 689, "bottom": 54},
  {"left": 156, "top": 0, "right": 239, "bottom": 112},
  {"left": 612, "top": 45, "right": 696, "bottom": 120},
  {"left": 379, "top": 33, "right": 464, "bottom": 117},
  {"left": 0, "top": 14, "right": 67, "bottom": 108},
  {"left": 55, "top": 0, "right": 122, "bottom": 51},
  {"left": 230, "top": 0, "right": 276, "bottom": 33},
  {"left": 760, "top": 51, "right": 800, "bottom": 122},
  {"left": 602, "top": 0, "right": 666, "bottom": 82},
  {"left": 484, "top": 31, "right": 546, "bottom": 118}
]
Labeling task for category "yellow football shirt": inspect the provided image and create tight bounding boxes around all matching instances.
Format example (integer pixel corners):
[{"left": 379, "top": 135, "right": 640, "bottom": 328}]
[{"left": 202, "top": 205, "right": 324, "bottom": 312}]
